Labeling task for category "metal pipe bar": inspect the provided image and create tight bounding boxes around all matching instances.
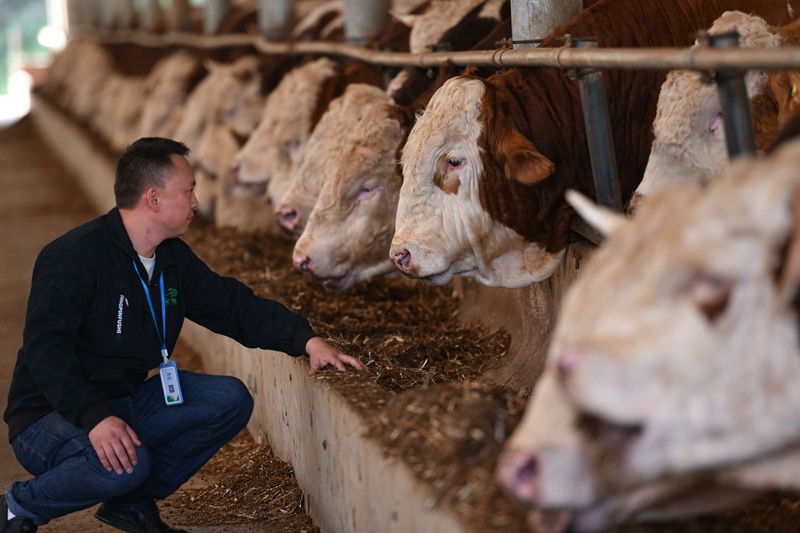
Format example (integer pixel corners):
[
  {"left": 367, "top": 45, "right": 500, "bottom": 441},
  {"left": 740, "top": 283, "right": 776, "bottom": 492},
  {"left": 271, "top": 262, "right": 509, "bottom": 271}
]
[
  {"left": 74, "top": 29, "right": 800, "bottom": 72},
  {"left": 511, "top": 0, "right": 582, "bottom": 50},
  {"left": 575, "top": 39, "right": 622, "bottom": 211},
  {"left": 706, "top": 30, "right": 757, "bottom": 158}
]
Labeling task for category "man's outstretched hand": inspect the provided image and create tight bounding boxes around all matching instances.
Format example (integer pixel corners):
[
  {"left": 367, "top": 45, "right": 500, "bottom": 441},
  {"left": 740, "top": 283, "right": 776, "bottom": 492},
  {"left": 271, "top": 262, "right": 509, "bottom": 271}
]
[{"left": 305, "top": 336, "right": 365, "bottom": 376}]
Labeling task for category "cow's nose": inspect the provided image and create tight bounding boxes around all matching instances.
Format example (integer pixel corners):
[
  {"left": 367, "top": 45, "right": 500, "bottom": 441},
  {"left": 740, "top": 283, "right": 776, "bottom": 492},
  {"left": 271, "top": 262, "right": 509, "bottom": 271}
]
[
  {"left": 265, "top": 193, "right": 274, "bottom": 207},
  {"left": 496, "top": 449, "right": 540, "bottom": 506},
  {"left": 278, "top": 207, "right": 299, "bottom": 231},
  {"left": 230, "top": 161, "right": 241, "bottom": 179},
  {"left": 392, "top": 248, "right": 411, "bottom": 270},
  {"left": 557, "top": 349, "right": 582, "bottom": 381},
  {"left": 293, "top": 254, "right": 313, "bottom": 274}
]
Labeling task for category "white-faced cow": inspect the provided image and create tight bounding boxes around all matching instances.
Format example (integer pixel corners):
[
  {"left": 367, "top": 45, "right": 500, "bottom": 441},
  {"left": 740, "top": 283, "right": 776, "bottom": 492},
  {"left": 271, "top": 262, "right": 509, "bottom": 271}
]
[
  {"left": 230, "top": 57, "right": 384, "bottom": 211},
  {"left": 276, "top": 83, "right": 393, "bottom": 239},
  {"left": 496, "top": 133, "right": 800, "bottom": 530},
  {"left": 629, "top": 11, "right": 800, "bottom": 214}
]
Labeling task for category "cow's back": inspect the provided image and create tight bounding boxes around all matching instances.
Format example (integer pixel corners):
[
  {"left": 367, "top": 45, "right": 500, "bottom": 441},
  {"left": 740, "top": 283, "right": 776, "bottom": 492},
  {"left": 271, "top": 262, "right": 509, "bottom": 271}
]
[{"left": 486, "top": 0, "right": 800, "bottom": 251}]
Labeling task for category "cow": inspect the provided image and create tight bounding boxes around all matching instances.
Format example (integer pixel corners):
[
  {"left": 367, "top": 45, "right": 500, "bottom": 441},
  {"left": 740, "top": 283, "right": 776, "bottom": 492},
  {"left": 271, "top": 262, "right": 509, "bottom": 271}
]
[
  {"left": 289, "top": 18, "right": 513, "bottom": 290},
  {"left": 390, "top": 0, "right": 800, "bottom": 290},
  {"left": 629, "top": 11, "right": 800, "bottom": 215},
  {"left": 137, "top": 49, "right": 208, "bottom": 140},
  {"left": 276, "top": 4, "right": 513, "bottom": 240},
  {"left": 386, "top": 0, "right": 510, "bottom": 106},
  {"left": 230, "top": 57, "right": 385, "bottom": 211},
  {"left": 495, "top": 133, "right": 800, "bottom": 530},
  {"left": 166, "top": 54, "right": 267, "bottom": 216},
  {"left": 275, "top": 83, "right": 393, "bottom": 239},
  {"left": 292, "top": 99, "right": 414, "bottom": 291},
  {"left": 43, "top": 40, "right": 115, "bottom": 125}
]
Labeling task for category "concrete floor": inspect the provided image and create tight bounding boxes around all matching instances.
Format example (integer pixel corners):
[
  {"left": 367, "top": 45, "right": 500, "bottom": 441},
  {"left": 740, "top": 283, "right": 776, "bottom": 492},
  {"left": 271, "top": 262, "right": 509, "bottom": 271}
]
[{"left": 0, "top": 116, "right": 285, "bottom": 532}]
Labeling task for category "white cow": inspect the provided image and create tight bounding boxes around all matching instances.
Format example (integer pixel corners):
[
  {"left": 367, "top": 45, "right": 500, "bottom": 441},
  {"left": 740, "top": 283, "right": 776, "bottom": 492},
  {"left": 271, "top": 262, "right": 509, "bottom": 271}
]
[
  {"left": 275, "top": 83, "right": 393, "bottom": 239},
  {"left": 138, "top": 50, "right": 204, "bottom": 139},
  {"left": 292, "top": 100, "right": 411, "bottom": 291},
  {"left": 629, "top": 12, "right": 799, "bottom": 214},
  {"left": 496, "top": 136, "right": 800, "bottom": 531},
  {"left": 230, "top": 57, "right": 340, "bottom": 208}
]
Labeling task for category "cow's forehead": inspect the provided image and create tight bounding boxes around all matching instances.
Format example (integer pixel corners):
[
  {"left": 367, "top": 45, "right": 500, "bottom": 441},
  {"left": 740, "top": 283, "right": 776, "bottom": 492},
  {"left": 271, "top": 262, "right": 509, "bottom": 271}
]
[
  {"left": 402, "top": 77, "right": 485, "bottom": 168},
  {"left": 576, "top": 151, "right": 800, "bottom": 318}
]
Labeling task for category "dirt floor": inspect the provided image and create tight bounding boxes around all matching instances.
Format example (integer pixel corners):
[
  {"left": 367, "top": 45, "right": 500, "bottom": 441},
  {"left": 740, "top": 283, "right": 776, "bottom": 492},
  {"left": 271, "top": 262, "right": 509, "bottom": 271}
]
[{"left": 5, "top": 110, "right": 800, "bottom": 533}]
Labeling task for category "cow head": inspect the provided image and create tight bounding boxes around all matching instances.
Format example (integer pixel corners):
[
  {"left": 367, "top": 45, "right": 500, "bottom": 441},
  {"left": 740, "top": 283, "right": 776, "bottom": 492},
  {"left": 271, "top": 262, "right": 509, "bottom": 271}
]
[
  {"left": 391, "top": 75, "right": 562, "bottom": 289},
  {"left": 497, "top": 138, "right": 800, "bottom": 530},
  {"left": 277, "top": 83, "right": 393, "bottom": 239},
  {"left": 231, "top": 58, "right": 338, "bottom": 207},
  {"left": 630, "top": 10, "right": 781, "bottom": 215},
  {"left": 293, "top": 102, "right": 409, "bottom": 292}
]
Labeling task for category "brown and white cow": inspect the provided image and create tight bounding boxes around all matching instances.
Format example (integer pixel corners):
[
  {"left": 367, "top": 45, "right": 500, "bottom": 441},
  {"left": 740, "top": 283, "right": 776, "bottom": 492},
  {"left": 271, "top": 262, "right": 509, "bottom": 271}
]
[
  {"left": 390, "top": 0, "right": 800, "bottom": 289},
  {"left": 496, "top": 135, "right": 800, "bottom": 530},
  {"left": 629, "top": 11, "right": 800, "bottom": 214}
]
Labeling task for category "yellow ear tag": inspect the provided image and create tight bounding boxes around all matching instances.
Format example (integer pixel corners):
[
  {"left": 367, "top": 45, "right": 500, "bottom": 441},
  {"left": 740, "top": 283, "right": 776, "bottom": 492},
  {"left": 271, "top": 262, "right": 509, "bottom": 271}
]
[{"left": 792, "top": 83, "right": 798, "bottom": 98}]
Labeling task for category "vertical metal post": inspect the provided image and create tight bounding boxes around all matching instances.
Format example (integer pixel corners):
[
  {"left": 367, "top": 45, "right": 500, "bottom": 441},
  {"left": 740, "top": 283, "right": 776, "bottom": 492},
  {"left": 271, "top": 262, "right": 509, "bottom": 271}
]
[
  {"left": 168, "top": 0, "right": 193, "bottom": 32},
  {"left": 575, "top": 39, "right": 622, "bottom": 212},
  {"left": 99, "top": 0, "right": 114, "bottom": 28},
  {"left": 259, "top": 0, "right": 294, "bottom": 41},
  {"left": 205, "top": 0, "right": 231, "bottom": 35},
  {"left": 140, "top": 0, "right": 161, "bottom": 33},
  {"left": 65, "top": 0, "right": 80, "bottom": 30},
  {"left": 707, "top": 30, "right": 757, "bottom": 158},
  {"left": 116, "top": 0, "right": 134, "bottom": 30},
  {"left": 511, "top": 0, "right": 581, "bottom": 49},
  {"left": 345, "top": 0, "right": 390, "bottom": 45}
]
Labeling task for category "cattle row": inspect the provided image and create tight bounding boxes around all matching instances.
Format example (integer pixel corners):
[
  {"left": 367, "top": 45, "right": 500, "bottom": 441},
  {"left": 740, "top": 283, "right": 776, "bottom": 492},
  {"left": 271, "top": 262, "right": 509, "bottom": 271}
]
[{"left": 37, "top": 0, "right": 800, "bottom": 530}]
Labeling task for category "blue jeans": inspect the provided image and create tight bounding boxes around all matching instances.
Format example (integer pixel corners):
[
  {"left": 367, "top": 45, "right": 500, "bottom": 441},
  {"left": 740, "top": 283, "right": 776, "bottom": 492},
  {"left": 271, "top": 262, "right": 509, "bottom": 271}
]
[{"left": 5, "top": 371, "right": 253, "bottom": 525}]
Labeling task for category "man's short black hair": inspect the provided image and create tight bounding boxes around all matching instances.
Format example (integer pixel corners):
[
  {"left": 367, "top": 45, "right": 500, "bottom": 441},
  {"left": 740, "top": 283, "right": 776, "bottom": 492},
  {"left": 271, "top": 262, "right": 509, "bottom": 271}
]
[{"left": 115, "top": 137, "right": 190, "bottom": 209}]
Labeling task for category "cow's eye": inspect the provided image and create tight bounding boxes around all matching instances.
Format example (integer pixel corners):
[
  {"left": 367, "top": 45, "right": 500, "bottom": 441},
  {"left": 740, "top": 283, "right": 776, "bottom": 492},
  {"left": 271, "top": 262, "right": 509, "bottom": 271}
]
[
  {"left": 689, "top": 271, "right": 732, "bottom": 322},
  {"left": 447, "top": 158, "right": 463, "bottom": 169},
  {"left": 708, "top": 111, "right": 723, "bottom": 136},
  {"left": 354, "top": 185, "right": 381, "bottom": 205}
]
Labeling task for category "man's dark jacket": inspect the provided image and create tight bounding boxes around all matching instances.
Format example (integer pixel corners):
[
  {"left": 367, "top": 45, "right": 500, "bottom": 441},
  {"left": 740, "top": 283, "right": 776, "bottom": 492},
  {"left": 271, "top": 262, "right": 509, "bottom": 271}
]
[{"left": 5, "top": 208, "right": 317, "bottom": 442}]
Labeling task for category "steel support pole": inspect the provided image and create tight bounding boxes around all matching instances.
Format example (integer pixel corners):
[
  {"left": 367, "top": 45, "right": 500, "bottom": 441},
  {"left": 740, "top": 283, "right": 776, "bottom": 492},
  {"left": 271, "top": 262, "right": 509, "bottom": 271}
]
[
  {"left": 345, "top": 0, "right": 390, "bottom": 45},
  {"left": 139, "top": 0, "right": 161, "bottom": 33},
  {"left": 168, "top": 0, "right": 193, "bottom": 32},
  {"left": 259, "top": 0, "right": 294, "bottom": 41},
  {"left": 706, "top": 30, "right": 757, "bottom": 158},
  {"left": 575, "top": 39, "right": 622, "bottom": 212},
  {"left": 116, "top": 0, "right": 134, "bottom": 30},
  {"left": 99, "top": 0, "right": 114, "bottom": 29},
  {"left": 205, "top": 0, "right": 231, "bottom": 35},
  {"left": 511, "top": 0, "right": 581, "bottom": 49}
]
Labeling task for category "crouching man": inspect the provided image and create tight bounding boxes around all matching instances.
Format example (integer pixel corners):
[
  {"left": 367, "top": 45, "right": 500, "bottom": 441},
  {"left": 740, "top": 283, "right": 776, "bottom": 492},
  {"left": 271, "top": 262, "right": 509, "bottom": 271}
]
[{"left": 2, "top": 137, "right": 364, "bottom": 533}]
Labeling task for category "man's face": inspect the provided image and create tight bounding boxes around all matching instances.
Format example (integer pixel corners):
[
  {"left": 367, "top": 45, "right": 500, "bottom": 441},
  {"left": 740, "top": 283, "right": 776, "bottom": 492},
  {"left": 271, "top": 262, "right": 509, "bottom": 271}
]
[{"left": 157, "top": 154, "right": 199, "bottom": 238}]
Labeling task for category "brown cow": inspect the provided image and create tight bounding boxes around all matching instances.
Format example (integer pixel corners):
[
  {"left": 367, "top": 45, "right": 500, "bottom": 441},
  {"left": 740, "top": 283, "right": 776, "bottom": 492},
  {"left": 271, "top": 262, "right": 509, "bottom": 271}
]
[{"left": 391, "top": 0, "right": 800, "bottom": 289}]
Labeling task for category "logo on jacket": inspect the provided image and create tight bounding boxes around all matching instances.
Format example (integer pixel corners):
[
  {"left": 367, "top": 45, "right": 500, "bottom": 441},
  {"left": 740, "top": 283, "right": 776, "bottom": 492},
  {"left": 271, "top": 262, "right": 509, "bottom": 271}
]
[
  {"left": 117, "top": 294, "right": 124, "bottom": 335},
  {"left": 165, "top": 288, "right": 178, "bottom": 306}
]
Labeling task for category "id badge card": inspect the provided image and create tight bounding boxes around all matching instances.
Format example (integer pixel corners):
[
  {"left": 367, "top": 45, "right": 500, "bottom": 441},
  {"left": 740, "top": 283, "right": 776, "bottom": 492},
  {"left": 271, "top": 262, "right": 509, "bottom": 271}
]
[{"left": 159, "top": 360, "right": 184, "bottom": 406}]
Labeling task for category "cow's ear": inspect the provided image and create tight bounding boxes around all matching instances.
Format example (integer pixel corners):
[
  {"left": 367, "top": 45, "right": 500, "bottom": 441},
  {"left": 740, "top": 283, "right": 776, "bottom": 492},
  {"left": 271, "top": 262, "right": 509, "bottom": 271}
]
[
  {"left": 777, "top": 184, "right": 800, "bottom": 304},
  {"left": 769, "top": 71, "right": 800, "bottom": 127},
  {"left": 566, "top": 189, "right": 626, "bottom": 236},
  {"left": 500, "top": 129, "right": 555, "bottom": 185}
]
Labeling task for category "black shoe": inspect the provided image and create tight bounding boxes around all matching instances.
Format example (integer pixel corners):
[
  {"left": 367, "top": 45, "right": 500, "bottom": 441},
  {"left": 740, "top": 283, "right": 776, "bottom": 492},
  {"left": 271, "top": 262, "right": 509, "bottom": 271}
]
[
  {"left": 94, "top": 501, "right": 188, "bottom": 533},
  {"left": 0, "top": 494, "right": 37, "bottom": 533}
]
